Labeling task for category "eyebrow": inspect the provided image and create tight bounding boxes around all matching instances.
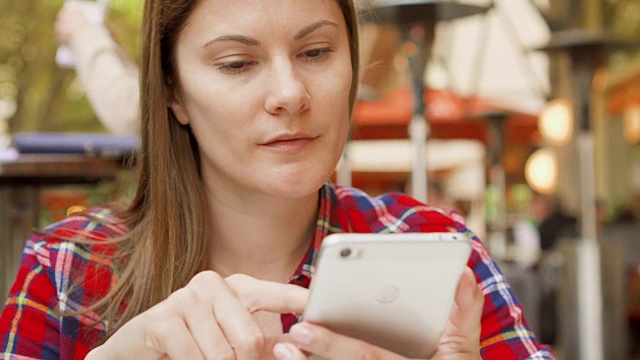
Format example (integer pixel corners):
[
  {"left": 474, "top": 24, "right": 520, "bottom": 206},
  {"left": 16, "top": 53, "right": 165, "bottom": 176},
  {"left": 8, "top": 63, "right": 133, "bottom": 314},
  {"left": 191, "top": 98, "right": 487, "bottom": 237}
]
[
  {"left": 202, "top": 20, "right": 339, "bottom": 49},
  {"left": 294, "top": 20, "right": 339, "bottom": 40},
  {"left": 203, "top": 35, "right": 260, "bottom": 48}
]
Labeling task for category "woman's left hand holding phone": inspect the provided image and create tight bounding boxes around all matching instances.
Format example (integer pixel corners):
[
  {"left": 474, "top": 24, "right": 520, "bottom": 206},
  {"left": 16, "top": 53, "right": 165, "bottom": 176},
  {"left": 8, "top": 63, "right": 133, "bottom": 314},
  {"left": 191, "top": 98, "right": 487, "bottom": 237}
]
[
  {"left": 274, "top": 268, "right": 484, "bottom": 360},
  {"left": 85, "top": 271, "right": 309, "bottom": 359}
]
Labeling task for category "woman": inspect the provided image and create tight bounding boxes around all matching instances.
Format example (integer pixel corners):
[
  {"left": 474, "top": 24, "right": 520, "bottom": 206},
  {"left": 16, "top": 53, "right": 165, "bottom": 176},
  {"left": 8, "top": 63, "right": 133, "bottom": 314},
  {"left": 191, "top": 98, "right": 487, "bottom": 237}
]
[{"left": 0, "top": 0, "right": 552, "bottom": 359}]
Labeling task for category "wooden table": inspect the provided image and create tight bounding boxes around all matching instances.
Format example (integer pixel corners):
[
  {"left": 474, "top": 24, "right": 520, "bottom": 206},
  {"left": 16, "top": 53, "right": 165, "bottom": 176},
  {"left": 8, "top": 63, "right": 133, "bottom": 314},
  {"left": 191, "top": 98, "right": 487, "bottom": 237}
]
[{"left": 0, "top": 153, "right": 129, "bottom": 304}]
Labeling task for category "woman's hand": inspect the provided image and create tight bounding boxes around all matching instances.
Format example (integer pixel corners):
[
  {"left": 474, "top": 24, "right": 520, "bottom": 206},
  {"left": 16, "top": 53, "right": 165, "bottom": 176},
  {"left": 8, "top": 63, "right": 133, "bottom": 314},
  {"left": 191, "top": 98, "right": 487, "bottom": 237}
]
[
  {"left": 431, "top": 267, "right": 483, "bottom": 359},
  {"left": 54, "top": 1, "right": 101, "bottom": 45},
  {"left": 274, "top": 267, "right": 483, "bottom": 360},
  {"left": 86, "top": 271, "right": 308, "bottom": 360}
]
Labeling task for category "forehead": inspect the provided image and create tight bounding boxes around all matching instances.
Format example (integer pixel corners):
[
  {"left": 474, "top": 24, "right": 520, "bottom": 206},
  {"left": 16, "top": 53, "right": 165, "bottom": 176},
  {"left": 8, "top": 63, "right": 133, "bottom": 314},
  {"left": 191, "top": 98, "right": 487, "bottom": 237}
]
[{"left": 181, "top": 0, "right": 346, "bottom": 41}]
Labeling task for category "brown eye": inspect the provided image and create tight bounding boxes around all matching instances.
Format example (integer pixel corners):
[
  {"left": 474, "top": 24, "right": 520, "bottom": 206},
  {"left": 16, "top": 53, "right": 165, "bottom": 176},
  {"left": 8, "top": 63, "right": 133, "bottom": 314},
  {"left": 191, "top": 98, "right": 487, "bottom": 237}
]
[
  {"left": 228, "top": 61, "right": 246, "bottom": 68},
  {"left": 216, "top": 60, "right": 256, "bottom": 74},
  {"left": 305, "top": 49, "right": 323, "bottom": 57},
  {"left": 300, "top": 47, "right": 334, "bottom": 62}
]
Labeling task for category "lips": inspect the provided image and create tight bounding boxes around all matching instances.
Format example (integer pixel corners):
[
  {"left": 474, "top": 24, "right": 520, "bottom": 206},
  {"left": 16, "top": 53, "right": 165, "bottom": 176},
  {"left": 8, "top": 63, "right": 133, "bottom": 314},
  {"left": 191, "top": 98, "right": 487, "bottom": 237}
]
[{"left": 260, "top": 133, "right": 318, "bottom": 153}]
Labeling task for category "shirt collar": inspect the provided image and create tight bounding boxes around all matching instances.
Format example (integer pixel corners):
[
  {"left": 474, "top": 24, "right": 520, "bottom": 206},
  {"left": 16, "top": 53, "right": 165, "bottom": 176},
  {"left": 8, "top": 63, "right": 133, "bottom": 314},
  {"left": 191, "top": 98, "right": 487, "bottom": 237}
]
[{"left": 289, "top": 181, "right": 341, "bottom": 287}]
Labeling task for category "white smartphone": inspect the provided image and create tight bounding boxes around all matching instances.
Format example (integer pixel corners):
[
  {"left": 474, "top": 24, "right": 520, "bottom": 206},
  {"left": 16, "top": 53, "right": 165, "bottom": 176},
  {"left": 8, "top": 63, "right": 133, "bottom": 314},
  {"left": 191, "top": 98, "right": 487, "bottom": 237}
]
[{"left": 303, "top": 232, "right": 473, "bottom": 358}]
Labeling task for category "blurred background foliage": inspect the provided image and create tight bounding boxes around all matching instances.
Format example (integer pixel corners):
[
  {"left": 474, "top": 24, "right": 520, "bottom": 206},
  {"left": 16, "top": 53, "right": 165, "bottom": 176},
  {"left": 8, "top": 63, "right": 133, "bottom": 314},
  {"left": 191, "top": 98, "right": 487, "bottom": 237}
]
[
  {"left": 0, "top": 0, "right": 143, "bottom": 134},
  {"left": 0, "top": 0, "right": 637, "bottom": 135},
  {"left": 606, "top": 0, "right": 640, "bottom": 70}
]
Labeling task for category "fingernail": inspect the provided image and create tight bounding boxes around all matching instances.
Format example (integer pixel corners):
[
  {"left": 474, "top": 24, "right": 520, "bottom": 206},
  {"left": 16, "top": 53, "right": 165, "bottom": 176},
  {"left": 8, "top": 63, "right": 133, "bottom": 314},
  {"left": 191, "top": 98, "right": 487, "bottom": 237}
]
[
  {"left": 273, "top": 343, "right": 293, "bottom": 360},
  {"left": 290, "top": 323, "right": 313, "bottom": 345}
]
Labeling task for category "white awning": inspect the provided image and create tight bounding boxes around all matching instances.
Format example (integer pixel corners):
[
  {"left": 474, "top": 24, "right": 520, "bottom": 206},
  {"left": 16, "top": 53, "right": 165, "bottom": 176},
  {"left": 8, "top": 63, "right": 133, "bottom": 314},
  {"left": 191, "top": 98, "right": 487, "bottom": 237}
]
[
  {"left": 428, "top": 0, "right": 551, "bottom": 114},
  {"left": 344, "top": 139, "right": 486, "bottom": 200}
]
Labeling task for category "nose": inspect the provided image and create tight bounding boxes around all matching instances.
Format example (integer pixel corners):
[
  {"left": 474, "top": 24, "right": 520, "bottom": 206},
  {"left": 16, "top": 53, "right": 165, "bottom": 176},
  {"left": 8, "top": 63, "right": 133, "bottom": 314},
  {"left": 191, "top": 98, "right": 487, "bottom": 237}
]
[{"left": 264, "top": 60, "right": 311, "bottom": 115}]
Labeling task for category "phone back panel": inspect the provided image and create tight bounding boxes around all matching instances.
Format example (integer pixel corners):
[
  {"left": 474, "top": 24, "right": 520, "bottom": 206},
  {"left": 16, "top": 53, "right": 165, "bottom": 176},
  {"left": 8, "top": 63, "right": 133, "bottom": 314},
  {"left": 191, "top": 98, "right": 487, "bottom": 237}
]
[{"left": 303, "top": 232, "right": 472, "bottom": 358}]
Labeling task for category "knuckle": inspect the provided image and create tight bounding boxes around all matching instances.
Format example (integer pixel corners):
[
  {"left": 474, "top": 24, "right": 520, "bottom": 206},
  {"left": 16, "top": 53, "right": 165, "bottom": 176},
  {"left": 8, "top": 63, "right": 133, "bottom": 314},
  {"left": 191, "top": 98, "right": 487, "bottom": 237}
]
[
  {"left": 166, "top": 286, "right": 197, "bottom": 307},
  {"left": 191, "top": 270, "right": 224, "bottom": 287},
  {"left": 141, "top": 295, "right": 189, "bottom": 344},
  {"left": 144, "top": 302, "right": 170, "bottom": 324},
  {"left": 143, "top": 315, "right": 174, "bottom": 343},
  {"left": 225, "top": 273, "right": 252, "bottom": 288},
  {"left": 239, "top": 295, "right": 260, "bottom": 313},
  {"left": 225, "top": 274, "right": 260, "bottom": 312}
]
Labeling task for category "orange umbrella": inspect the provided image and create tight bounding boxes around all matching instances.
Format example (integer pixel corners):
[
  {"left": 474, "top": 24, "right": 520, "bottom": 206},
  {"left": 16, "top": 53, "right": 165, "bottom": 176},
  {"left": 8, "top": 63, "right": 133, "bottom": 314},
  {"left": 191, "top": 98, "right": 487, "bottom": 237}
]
[{"left": 352, "top": 87, "right": 541, "bottom": 146}]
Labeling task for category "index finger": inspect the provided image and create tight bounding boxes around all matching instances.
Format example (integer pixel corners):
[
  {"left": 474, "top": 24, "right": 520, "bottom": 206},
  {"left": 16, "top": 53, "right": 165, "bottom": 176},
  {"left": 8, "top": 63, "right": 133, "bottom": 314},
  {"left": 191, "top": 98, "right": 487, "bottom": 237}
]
[{"left": 226, "top": 274, "right": 309, "bottom": 314}]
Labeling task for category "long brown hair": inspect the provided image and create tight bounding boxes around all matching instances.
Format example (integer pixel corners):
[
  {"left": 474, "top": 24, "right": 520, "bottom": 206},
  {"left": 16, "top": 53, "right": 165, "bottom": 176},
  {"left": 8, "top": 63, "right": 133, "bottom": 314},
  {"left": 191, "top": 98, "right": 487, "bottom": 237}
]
[{"left": 92, "top": 0, "right": 361, "bottom": 340}]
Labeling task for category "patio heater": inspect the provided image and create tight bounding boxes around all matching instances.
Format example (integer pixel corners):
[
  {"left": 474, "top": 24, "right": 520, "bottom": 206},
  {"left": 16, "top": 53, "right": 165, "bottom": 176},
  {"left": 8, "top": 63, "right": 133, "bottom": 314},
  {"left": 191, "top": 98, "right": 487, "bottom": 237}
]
[
  {"left": 366, "top": 0, "right": 490, "bottom": 202},
  {"left": 471, "top": 110, "right": 510, "bottom": 257},
  {"left": 536, "top": 29, "right": 638, "bottom": 360}
]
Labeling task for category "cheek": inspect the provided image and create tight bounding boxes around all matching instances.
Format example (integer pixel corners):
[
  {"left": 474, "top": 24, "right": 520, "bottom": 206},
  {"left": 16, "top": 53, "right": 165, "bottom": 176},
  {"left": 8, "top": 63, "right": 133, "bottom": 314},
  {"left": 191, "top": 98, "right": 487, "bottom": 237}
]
[
  {"left": 179, "top": 74, "right": 250, "bottom": 133},
  {"left": 180, "top": 93, "right": 242, "bottom": 158},
  {"left": 317, "top": 63, "right": 352, "bottom": 114}
]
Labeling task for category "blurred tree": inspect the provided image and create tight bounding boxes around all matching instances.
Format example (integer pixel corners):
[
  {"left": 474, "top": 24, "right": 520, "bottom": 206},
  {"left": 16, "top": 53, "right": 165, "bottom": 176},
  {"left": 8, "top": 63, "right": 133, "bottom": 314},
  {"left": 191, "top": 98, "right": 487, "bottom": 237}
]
[
  {"left": 606, "top": 0, "right": 640, "bottom": 71},
  {"left": 535, "top": 0, "right": 640, "bottom": 39},
  {"left": 606, "top": 0, "right": 640, "bottom": 37},
  {"left": 0, "top": 0, "right": 143, "bottom": 134}
]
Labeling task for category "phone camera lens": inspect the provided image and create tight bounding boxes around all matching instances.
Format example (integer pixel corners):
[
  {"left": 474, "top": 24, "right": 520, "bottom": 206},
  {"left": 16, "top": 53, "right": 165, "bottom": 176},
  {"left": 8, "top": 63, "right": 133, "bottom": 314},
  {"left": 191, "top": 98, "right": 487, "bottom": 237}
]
[{"left": 340, "top": 248, "right": 352, "bottom": 258}]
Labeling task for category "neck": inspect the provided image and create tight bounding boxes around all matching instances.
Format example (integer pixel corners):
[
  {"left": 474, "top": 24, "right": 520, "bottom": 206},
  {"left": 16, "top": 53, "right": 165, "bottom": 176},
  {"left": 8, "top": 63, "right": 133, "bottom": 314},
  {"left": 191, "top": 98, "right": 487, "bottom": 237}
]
[{"left": 206, "top": 185, "right": 319, "bottom": 283}]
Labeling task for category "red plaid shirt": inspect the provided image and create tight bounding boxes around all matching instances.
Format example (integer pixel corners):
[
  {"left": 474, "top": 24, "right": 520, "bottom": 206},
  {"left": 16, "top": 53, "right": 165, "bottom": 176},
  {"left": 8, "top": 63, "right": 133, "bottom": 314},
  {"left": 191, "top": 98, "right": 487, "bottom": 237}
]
[{"left": 1, "top": 182, "right": 553, "bottom": 359}]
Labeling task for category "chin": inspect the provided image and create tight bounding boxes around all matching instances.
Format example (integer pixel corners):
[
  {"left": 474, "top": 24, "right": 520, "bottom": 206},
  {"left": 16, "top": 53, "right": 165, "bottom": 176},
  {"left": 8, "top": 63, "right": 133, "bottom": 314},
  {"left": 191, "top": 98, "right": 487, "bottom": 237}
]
[{"left": 267, "top": 166, "right": 332, "bottom": 199}]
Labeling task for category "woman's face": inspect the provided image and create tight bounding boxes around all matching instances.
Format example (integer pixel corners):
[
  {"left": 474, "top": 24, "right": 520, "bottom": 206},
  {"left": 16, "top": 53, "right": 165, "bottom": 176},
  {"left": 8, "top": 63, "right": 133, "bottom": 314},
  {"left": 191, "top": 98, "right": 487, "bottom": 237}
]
[{"left": 170, "top": 0, "right": 352, "bottom": 199}]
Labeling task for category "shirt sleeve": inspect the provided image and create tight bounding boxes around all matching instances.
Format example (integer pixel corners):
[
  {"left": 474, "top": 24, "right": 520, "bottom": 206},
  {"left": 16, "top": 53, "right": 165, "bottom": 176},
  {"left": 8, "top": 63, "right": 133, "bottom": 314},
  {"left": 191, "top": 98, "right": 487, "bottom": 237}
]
[
  {"left": 0, "top": 237, "right": 62, "bottom": 359},
  {"left": 466, "top": 231, "right": 554, "bottom": 359},
  {"left": 69, "top": 24, "right": 140, "bottom": 135},
  {"left": 1, "top": 210, "right": 127, "bottom": 359}
]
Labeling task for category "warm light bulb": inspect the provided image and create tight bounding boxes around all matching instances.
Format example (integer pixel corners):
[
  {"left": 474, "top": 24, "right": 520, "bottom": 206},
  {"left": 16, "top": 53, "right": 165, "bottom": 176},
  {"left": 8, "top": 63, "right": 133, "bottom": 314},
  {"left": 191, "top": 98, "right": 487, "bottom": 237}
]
[
  {"left": 623, "top": 104, "right": 640, "bottom": 144},
  {"left": 539, "top": 99, "right": 573, "bottom": 146},
  {"left": 525, "top": 148, "right": 558, "bottom": 195}
]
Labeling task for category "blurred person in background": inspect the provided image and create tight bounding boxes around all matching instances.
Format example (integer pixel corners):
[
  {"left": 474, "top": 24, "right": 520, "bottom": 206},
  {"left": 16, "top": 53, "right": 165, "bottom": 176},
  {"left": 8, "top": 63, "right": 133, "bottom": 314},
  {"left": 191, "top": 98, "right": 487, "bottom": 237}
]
[
  {"left": 529, "top": 193, "right": 576, "bottom": 345},
  {"left": 603, "top": 194, "right": 640, "bottom": 356},
  {"left": 55, "top": 0, "right": 139, "bottom": 135},
  {"left": 531, "top": 193, "right": 577, "bottom": 252}
]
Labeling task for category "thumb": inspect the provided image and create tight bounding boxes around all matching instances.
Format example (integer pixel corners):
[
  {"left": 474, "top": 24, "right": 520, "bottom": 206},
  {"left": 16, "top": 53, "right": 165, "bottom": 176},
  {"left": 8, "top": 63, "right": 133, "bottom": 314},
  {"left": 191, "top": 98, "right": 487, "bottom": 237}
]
[{"left": 435, "top": 267, "right": 484, "bottom": 357}]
